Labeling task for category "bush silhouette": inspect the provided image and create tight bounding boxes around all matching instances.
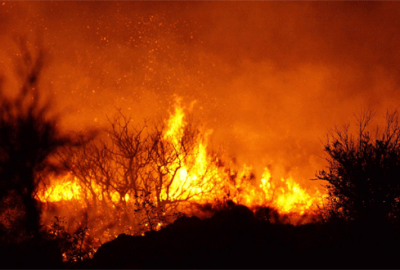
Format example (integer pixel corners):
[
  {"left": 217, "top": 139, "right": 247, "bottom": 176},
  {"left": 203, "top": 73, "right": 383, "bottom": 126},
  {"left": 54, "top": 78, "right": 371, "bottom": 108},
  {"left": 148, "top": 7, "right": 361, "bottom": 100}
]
[{"left": 315, "top": 110, "right": 400, "bottom": 226}]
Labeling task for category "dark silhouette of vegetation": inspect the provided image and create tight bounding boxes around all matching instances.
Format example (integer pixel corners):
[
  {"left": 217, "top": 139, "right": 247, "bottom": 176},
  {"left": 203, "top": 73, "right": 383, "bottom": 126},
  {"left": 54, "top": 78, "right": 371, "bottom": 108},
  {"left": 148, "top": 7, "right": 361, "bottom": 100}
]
[
  {"left": 315, "top": 110, "right": 400, "bottom": 226},
  {"left": 46, "top": 216, "right": 95, "bottom": 265},
  {"left": 0, "top": 40, "right": 88, "bottom": 268},
  {"left": 0, "top": 43, "right": 71, "bottom": 239}
]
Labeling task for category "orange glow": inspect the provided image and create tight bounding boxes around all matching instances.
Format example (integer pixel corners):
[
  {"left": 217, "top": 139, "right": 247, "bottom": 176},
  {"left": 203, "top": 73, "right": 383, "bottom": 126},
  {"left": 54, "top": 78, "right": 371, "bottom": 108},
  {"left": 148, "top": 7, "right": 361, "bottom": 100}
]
[
  {"left": 259, "top": 169, "right": 317, "bottom": 215},
  {"left": 38, "top": 99, "right": 324, "bottom": 215},
  {"left": 34, "top": 98, "right": 326, "bottom": 262},
  {"left": 39, "top": 179, "right": 81, "bottom": 202},
  {"left": 3, "top": 2, "right": 400, "bottom": 264},
  {"left": 38, "top": 175, "right": 126, "bottom": 203}
]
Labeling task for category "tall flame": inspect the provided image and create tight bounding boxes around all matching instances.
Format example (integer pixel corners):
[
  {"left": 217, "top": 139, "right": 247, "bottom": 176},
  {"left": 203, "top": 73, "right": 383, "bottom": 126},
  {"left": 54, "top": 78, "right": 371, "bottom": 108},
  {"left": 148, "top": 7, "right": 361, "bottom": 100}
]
[
  {"left": 36, "top": 98, "right": 325, "bottom": 260},
  {"left": 38, "top": 99, "right": 323, "bottom": 211}
]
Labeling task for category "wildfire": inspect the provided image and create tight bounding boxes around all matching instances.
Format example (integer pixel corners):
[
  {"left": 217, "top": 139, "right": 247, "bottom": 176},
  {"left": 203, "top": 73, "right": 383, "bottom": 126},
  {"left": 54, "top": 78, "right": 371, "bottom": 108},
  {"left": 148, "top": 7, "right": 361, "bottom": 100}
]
[
  {"left": 38, "top": 99, "right": 323, "bottom": 212},
  {"left": 39, "top": 179, "right": 82, "bottom": 202},
  {"left": 36, "top": 98, "right": 325, "bottom": 261},
  {"left": 259, "top": 169, "right": 316, "bottom": 215},
  {"left": 38, "top": 175, "right": 127, "bottom": 203}
]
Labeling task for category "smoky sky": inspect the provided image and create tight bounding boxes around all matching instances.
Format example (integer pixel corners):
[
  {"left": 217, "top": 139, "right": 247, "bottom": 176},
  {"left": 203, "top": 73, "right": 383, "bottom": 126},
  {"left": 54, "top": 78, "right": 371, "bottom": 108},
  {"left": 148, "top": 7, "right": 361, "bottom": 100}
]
[{"left": 1, "top": 1, "right": 400, "bottom": 188}]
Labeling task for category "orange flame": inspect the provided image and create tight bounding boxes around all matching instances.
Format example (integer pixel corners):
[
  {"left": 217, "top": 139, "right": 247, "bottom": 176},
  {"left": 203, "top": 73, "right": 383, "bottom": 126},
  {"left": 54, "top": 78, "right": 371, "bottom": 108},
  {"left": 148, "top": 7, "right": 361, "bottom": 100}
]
[
  {"left": 36, "top": 98, "right": 326, "bottom": 261},
  {"left": 38, "top": 99, "right": 323, "bottom": 213},
  {"left": 38, "top": 175, "right": 126, "bottom": 203}
]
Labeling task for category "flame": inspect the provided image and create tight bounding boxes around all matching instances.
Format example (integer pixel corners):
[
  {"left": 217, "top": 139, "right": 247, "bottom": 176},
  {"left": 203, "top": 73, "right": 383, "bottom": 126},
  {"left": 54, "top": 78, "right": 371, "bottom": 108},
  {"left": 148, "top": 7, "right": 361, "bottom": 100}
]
[
  {"left": 36, "top": 97, "right": 326, "bottom": 260},
  {"left": 38, "top": 99, "right": 323, "bottom": 211},
  {"left": 39, "top": 177, "right": 82, "bottom": 202},
  {"left": 160, "top": 100, "right": 221, "bottom": 203},
  {"left": 259, "top": 169, "right": 316, "bottom": 215},
  {"left": 38, "top": 176, "right": 125, "bottom": 203},
  {"left": 164, "top": 97, "right": 185, "bottom": 143}
]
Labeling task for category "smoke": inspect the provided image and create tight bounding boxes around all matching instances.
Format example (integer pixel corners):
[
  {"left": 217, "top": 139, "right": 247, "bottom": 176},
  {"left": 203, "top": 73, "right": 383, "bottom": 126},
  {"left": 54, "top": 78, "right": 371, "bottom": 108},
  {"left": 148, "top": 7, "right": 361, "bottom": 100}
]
[{"left": 1, "top": 1, "right": 400, "bottom": 187}]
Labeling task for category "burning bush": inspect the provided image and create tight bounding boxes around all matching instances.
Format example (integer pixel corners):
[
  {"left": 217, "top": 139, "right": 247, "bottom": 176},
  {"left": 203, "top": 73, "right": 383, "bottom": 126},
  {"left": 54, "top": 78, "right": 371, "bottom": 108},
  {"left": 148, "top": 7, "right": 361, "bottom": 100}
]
[{"left": 40, "top": 103, "right": 227, "bottom": 247}]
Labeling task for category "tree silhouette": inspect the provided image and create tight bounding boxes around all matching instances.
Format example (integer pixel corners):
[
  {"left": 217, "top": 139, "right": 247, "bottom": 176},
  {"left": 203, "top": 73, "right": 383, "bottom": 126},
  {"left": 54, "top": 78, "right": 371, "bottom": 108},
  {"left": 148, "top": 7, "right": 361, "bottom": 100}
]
[
  {"left": 0, "top": 41, "right": 76, "bottom": 239},
  {"left": 315, "top": 110, "right": 400, "bottom": 225}
]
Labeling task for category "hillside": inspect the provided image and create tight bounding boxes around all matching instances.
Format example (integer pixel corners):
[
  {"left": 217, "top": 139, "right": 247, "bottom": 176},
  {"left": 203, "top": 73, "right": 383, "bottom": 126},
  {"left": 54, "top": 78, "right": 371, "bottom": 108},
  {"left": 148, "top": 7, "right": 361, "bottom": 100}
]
[{"left": 77, "top": 203, "right": 400, "bottom": 269}]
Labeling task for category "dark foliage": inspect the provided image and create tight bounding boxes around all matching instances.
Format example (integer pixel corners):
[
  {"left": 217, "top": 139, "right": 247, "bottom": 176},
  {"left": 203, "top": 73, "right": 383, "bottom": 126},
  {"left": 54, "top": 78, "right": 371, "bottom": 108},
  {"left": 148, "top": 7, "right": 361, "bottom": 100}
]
[
  {"left": 45, "top": 216, "right": 95, "bottom": 265},
  {"left": 0, "top": 42, "right": 75, "bottom": 239},
  {"left": 0, "top": 40, "right": 90, "bottom": 268},
  {"left": 315, "top": 110, "right": 400, "bottom": 225}
]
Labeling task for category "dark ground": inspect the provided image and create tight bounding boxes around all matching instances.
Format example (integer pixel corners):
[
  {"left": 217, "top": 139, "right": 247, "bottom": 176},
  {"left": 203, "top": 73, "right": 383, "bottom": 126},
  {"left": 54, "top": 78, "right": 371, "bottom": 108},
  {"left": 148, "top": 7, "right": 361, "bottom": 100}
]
[
  {"left": 78, "top": 204, "right": 400, "bottom": 269},
  {"left": 1, "top": 203, "right": 400, "bottom": 269}
]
